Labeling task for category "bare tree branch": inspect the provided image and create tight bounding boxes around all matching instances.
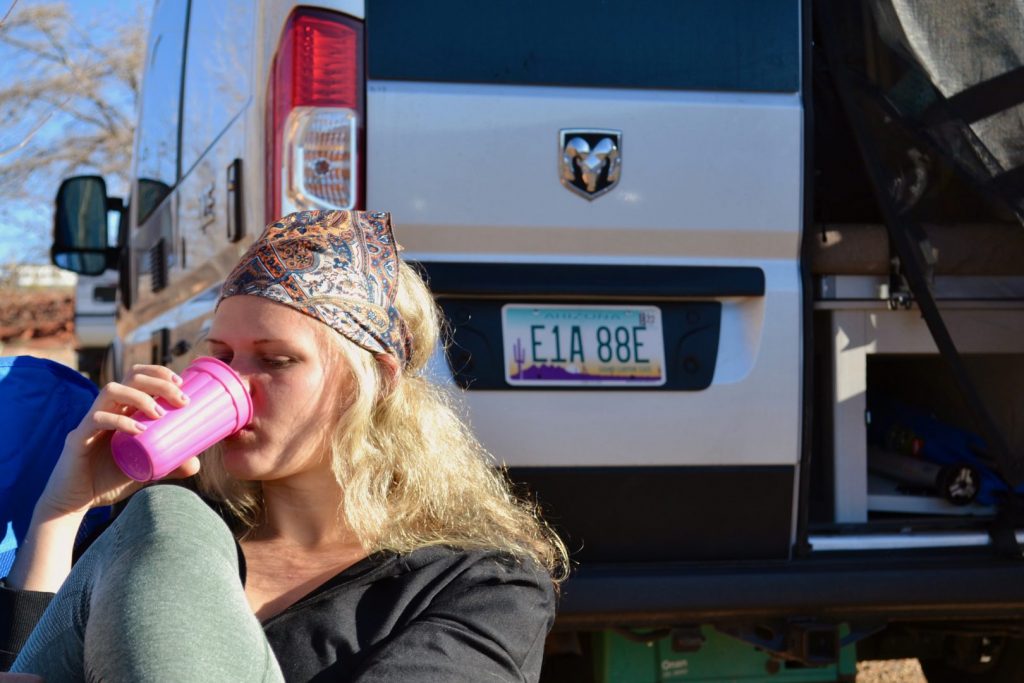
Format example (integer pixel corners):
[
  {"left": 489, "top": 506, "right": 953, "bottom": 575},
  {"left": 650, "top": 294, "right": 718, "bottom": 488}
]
[
  {"left": 0, "top": 106, "right": 57, "bottom": 159},
  {"left": 0, "top": 1, "right": 147, "bottom": 259},
  {"left": 0, "top": 0, "right": 20, "bottom": 28}
]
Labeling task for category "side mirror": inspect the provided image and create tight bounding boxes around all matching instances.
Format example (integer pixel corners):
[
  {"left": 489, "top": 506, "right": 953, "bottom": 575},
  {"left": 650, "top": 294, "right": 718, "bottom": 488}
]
[{"left": 52, "top": 176, "right": 124, "bottom": 275}]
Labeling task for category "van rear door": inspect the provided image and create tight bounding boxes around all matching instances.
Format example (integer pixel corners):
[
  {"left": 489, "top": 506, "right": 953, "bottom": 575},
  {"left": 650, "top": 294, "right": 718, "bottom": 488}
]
[{"left": 366, "top": 1, "right": 805, "bottom": 564}]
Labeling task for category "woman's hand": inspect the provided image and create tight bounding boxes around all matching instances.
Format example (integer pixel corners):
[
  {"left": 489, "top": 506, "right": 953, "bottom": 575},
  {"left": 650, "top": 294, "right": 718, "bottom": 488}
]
[
  {"left": 9, "top": 364, "right": 198, "bottom": 593},
  {"left": 36, "top": 364, "right": 195, "bottom": 517}
]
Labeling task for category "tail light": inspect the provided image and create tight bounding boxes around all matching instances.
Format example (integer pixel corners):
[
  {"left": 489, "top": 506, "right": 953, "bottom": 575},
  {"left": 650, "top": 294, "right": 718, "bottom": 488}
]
[{"left": 267, "top": 9, "right": 364, "bottom": 223}]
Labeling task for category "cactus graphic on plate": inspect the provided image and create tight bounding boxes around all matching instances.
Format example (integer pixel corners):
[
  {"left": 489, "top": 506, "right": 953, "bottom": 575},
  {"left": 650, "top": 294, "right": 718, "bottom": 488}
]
[{"left": 512, "top": 337, "right": 526, "bottom": 378}]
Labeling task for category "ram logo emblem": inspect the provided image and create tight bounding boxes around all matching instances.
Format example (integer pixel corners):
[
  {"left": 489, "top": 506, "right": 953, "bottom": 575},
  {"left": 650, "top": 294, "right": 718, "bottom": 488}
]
[{"left": 559, "top": 129, "right": 622, "bottom": 200}]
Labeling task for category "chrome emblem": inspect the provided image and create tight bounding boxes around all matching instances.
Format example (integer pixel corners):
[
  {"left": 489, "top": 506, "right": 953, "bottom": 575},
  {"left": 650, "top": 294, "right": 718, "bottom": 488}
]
[{"left": 559, "top": 129, "right": 622, "bottom": 200}]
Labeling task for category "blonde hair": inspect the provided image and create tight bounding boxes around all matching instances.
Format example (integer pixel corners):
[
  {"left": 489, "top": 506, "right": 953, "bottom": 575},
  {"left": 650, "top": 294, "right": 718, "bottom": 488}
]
[{"left": 197, "top": 261, "right": 568, "bottom": 584}]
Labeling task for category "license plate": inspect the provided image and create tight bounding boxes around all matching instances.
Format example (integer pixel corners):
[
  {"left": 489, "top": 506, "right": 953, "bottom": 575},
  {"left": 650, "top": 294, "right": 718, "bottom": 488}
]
[{"left": 501, "top": 304, "right": 666, "bottom": 387}]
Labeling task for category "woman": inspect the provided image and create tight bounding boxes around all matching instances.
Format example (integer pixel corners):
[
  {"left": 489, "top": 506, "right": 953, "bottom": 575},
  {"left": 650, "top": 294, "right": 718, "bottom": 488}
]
[{"left": 1, "top": 210, "right": 567, "bottom": 681}]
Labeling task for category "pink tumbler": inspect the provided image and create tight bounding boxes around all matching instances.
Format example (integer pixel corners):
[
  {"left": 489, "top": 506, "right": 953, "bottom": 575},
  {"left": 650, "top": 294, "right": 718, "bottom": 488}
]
[{"left": 111, "top": 356, "right": 253, "bottom": 482}]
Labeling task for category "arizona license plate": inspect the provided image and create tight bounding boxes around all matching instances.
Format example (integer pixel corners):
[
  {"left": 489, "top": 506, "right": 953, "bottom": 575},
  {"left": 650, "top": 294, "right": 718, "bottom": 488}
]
[{"left": 501, "top": 304, "right": 666, "bottom": 387}]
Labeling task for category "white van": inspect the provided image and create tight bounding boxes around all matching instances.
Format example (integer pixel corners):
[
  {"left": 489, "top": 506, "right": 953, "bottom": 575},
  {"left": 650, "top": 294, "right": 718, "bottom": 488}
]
[
  {"left": 70, "top": 271, "right": 118, "bottom": 382},
  {"left": 52, "top": 1, "right": 1024, "bottom": 680}
]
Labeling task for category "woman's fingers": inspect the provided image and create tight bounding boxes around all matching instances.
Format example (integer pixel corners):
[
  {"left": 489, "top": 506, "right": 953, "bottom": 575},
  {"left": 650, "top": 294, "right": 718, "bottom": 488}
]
[
  {"left": 127, "top": 363, "right": 183, "bottom": 386},
  {"left": 95, "top": 371, "right": 189, "bottom": 420},
  {"left": 98, "top": 382, "right": 169, "bottom": 420},
  {"left": 87, "top": 409, "right": 150, "bottom": 435},
  {"left": 72, "top": 365, "right": 187, "bottom": 435},
  {"left": 124, "top": 365, "right": 189, "bottom": 408}
]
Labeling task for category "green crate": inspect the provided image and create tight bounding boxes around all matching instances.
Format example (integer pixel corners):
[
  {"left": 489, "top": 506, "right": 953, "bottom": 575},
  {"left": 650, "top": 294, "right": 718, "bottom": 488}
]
[{"left": 592, "top": 626, "right": 856, "bottom": 683}]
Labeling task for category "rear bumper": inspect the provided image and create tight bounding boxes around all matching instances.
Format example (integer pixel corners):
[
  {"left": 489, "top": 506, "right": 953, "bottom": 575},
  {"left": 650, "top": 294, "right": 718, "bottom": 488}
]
[{"left": 555, "top": 552, "right": 1024, "bottom": 628}]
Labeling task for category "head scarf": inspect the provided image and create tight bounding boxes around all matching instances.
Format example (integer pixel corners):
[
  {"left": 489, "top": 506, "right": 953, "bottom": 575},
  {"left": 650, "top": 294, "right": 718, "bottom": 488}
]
[{"left": 218, "top": 210, "right": 411, "bottom": 365}]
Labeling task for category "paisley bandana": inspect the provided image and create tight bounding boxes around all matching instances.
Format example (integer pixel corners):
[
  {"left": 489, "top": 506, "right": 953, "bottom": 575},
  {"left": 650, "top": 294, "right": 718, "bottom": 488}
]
[{"left": 218, "top": 210, "right": 412, "bottom": 365}]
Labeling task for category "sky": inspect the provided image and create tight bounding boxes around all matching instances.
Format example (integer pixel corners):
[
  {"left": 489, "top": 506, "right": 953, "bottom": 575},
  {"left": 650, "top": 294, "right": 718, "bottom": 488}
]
[{"left": 0, "top": 0, "right": 144, "bottom": 264}]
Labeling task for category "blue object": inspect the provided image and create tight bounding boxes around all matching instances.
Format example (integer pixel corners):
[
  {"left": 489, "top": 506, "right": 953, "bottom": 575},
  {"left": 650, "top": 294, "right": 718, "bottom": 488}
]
[
  {"left": 868, "top": 393, "right": 1018, "bottom": 507},
  {"left": 0, "top": 356, "right": 108, "bottom": 576}
]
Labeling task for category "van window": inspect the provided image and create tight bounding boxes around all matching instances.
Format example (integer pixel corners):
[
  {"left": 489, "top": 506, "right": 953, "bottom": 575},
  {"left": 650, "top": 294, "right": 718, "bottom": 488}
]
[
  {"left": 367, "top": 0, "right": 800, "bottom": 93},
  {"left": 180, "top": 0, "right": 254, "bottom": 176},
  {"left": 134, "top": 0, "right": 190, "bottom": 224}
]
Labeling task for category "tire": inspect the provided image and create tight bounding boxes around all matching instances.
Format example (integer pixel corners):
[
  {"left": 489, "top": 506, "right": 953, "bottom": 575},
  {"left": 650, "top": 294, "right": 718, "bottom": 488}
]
[{"left": 919, "top": 637, "right": 1024, "bottom": 683}]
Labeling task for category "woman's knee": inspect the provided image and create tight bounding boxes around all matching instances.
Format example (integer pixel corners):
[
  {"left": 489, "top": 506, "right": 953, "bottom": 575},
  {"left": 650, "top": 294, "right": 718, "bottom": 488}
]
[{"left": 113, "top": 485, "right": 235, "bottom": 561}]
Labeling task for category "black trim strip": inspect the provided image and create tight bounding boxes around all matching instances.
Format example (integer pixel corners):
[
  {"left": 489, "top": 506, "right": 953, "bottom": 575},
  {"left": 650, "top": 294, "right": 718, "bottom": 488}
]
[
  {"left": 556, "top": 553, "right": 1024, "bottom": 627},
  {"left": 415, "top": 262, "right": 765, "bottom": 298},
  {"left": 794, "top": 0, "right": 815, "bottom": 557},
  {"left": 924, "top": 66, "right": 1024, "bottom": 126}
]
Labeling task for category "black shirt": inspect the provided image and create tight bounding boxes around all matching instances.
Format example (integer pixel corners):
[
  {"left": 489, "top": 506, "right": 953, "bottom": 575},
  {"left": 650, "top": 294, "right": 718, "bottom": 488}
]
[{"left": 263, "top": 546, "right": 554, "bottom": 681}]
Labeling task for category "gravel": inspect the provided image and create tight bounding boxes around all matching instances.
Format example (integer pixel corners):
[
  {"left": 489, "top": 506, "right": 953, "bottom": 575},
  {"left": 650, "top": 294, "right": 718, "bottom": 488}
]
[{"left": 857, "top": 659, "right": 927, "bottom": 682}]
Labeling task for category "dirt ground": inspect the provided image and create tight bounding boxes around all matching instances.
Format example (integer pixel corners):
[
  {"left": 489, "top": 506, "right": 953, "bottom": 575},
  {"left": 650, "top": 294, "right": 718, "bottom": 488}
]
[
  {"left": 0, "top": 288, "right": 79, "bottom": 368},
  {"left": 0, "top": 289, "right": 75, "bottom": 342},
  {"left": 857, "top": 659, "right": 926, "bottom": 682}
]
